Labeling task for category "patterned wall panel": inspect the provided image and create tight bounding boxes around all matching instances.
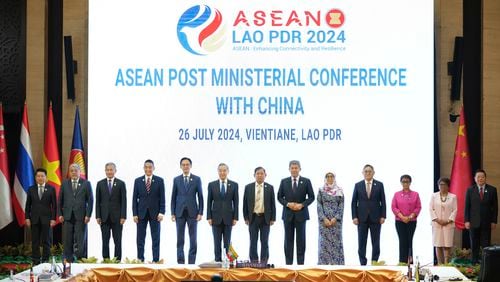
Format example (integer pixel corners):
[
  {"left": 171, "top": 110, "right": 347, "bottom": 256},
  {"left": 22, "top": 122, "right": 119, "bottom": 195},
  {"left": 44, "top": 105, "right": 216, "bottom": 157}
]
[{"left": 0, "top": 0, "right": 26, "bottom": 113}]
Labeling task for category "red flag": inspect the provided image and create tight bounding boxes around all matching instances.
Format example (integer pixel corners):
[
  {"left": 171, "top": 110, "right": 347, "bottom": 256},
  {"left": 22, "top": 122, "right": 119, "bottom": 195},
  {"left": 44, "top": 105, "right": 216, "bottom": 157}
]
[
  {"left": 67, "top": 107, "right": 86, "bottom": 179},
  {"left": 449, "top": 107, "right": 473, "bottom": 230},
  {"left": 0, "top": 104, "right": 14, "bottom": 229},
  {"left": 42, "top": 105, "right": 62, "bottom": 223}
]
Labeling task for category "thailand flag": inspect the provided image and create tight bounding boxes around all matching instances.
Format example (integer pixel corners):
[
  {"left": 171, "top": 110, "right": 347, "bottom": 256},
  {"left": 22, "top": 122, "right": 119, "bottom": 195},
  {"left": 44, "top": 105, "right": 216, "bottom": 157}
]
[{"left": 12, "top": 104, "right": 35, "bottom": 226}]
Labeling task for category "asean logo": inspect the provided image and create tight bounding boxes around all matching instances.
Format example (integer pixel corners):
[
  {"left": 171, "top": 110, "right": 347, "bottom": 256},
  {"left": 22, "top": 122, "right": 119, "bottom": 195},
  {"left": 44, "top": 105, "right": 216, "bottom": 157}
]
[{"left": 177, "top": 5, "right": 226, "bottom": 55}]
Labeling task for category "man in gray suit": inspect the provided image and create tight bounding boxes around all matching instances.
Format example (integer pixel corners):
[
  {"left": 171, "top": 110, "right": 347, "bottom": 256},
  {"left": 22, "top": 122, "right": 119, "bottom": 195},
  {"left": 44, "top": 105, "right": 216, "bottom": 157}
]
[
  {"left": 207, "top": 163, "right": 239, "bottom": 262},
  {"left": 58, "top": 163, "right": 93, "bottom": 262},
  {"left": 243, "top": 166, "right": 276, "bottom": 263},
  {"left": 464, "top": 169, "right": 498, "bottom": 263}
]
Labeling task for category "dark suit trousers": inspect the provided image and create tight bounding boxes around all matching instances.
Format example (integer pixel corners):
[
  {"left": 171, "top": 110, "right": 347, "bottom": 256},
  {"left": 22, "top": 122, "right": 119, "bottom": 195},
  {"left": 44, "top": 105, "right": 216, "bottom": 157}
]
[
  {"left": 137, "top": 211, "right": 161, "bottom": 262},
  {"left": 100, "top": 217, "right": 123, "bottom": 260},
  {"left": 31, "top": 220, "right": 51, "bottom": 264},
  {"left": 470, "top": 224, "right": 491, "bottom": 263},
  {"left": 176, "top": 209, "right": 198, "bottom": 264},
  {"left": 395, "top": 220, "right": 416, "bottom": 263},
  {"left": 357, "top": 218, "right": 381, "bottom": 265},
  {"left": 63, "top": 213, "right": 85, "bottom": 262},
  {"left": 212, "top": 222, "right": 232, "bottom": 262},
  {"left": 249, "top": 214, "right": 270, "bottom": 263},
  {"left": 283, "top": 219, "right": 306, "bottom": 265}
]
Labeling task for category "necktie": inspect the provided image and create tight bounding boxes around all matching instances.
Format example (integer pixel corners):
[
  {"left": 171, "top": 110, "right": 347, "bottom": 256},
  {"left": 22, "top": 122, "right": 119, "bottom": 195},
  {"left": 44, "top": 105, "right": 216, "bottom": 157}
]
[
  {"left": 146, "top": 177, "right": 151, "bottom": 193},
  {"left": 184, "top": 176, "right": 189, "bottom": 189},
  {"left": 292, "top": 178, "right": 297, "bottom": 192},
  {"left": 108, "top": 179, "right": 113, "bottom": 194},
  {"left": 480, "top": 186, "right": 484, "bottom": 200},
  {"left": 72, "top": 181, "right": 78, "bottom": 194},
  {"left": 255, "top": 184, "right": 263, "bottom": 213},
  {"left": 221, "top": 182, "right": 226, "bottom": 197},
  {"left": 38, "top": 185, "right": 43, "bottom": 200},
  {"left": 366, "top": 182, "right": 372, "bottom": 199}
]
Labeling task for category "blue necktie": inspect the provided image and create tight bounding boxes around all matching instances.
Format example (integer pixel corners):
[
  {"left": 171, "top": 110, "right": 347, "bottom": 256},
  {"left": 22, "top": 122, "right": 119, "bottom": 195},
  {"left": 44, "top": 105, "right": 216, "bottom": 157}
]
[
  {"left": 108, "top": 179, "right": 113, "bottom": 194},
  {"left": 184, "top": 176, "right": 189, "bottom": 189},
  {"left": 221, "top": 182, "right": 226, "bottom": 197}
]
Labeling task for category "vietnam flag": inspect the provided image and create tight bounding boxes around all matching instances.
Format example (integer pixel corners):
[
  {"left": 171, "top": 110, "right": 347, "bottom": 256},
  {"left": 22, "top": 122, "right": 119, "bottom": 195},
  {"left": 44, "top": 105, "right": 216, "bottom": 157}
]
[
  {"left": 42, "top": 105, "right": 62, "bottom": 215},
  {"left": 449, "top": 107, "right": 473, "bottom": 230},
  {"left": 67, "top": 107, "right": 86, "bottom": 179}
]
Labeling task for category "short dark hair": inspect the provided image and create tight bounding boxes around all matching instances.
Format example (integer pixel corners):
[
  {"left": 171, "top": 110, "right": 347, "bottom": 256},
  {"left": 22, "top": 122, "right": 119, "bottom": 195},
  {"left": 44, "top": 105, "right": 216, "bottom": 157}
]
[
  {"left": 144, "top": 159, "right": 154, "bottom": 166},
  {"left": 363, "top": 164, "right": 374, "bottom": 171},
  {"left": 400, "top": 174, "right": 412, "bottom": 182},
  {"left": 254, "top": 166, "right": 266, "bottom": 174},
  {"left": 475, "top": 169, "right": 486, "bottom": 177},
  {"left": 35, "top": 168, "right": 47, "bottom": 175},
  {"left": 437, "top": 177, "right": 450, "bottom": 186},
  {"left": 180, "top": 157, "right": 192, "bottom": 165}
]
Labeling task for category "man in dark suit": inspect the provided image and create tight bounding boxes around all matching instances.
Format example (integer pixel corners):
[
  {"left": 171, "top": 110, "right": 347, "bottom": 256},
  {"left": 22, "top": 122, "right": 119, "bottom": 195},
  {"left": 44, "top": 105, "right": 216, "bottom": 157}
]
[
  {"left": 277, "top": 160, "right": 315, "bottom": 265},
  {"left": 207, "top": 163, "right": 239, "bottom": 262},
  {"left": 132, "top": 159, "right": 165, "bottom": 263},
  {"left": 58, "top": 163, "right": 93, "bottom": 262},
  {"left": 171, "top": 157, "right": 203, "bottom": 264},
  {"left": 25, "top": 168, "right": 57, "bottom": 264},
  {"left": 464, "top": 169, "right": 498, "bottom": 263},
  {"left": 95, "top": 162, "right": 127, "bottom": 261},
  {"left": 351, "top": 164, "right": 386, "bottom": 265},
  {"left": 243, "top": 166, "right": 276, "bottom": 263}
]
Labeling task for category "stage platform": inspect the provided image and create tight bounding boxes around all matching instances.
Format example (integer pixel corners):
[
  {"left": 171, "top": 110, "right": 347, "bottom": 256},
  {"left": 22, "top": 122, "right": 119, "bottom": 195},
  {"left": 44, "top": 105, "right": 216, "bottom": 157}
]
[{"left": 7, "top": 263, "right": 471, "bottom": 281}]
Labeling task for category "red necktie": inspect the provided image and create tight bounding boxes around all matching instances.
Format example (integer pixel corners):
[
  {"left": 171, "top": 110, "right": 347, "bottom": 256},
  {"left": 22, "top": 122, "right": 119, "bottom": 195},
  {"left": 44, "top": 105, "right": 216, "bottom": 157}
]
[
  {"left": 480, "top": 187, "right": 484, "bottom": 200},
  {"left": 146, "top": 178, "right": 151, "bottom": 193}
]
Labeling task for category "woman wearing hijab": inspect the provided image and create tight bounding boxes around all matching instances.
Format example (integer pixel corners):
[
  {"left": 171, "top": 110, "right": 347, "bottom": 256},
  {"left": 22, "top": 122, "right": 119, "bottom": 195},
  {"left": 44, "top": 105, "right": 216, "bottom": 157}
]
[
  {"left": 317, "top": 172, "right": 344, "bottom": 264},
  {"left": 429, "top": 177, "right": 457, "bottom": 264}
]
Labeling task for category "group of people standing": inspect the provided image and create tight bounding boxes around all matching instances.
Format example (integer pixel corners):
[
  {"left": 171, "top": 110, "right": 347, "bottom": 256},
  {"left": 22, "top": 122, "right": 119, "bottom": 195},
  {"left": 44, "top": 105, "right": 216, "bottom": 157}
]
[{"left": 23, "top": 160, "right": 497, "bottom": 266}]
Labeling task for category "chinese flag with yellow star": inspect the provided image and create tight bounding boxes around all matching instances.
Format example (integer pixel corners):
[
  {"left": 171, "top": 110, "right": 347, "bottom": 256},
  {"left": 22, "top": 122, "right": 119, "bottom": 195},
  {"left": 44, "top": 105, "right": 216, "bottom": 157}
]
[
  {"left": 42, "top": 105, "right": 62, "bottom": 223},
  {"left": 449, "top": 107, "right": 473, "bottom": 230}
]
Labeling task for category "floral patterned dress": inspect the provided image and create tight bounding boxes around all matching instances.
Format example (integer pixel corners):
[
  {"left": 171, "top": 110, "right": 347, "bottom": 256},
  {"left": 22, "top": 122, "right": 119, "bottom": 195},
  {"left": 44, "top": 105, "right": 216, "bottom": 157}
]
[{"left": 317, "top": 188, "right": 344, "bottom": 264}]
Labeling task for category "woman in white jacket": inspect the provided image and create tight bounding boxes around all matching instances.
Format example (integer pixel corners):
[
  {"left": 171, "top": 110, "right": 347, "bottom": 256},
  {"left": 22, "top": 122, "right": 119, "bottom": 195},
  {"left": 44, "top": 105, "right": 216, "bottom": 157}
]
[{"left": 429, "top": 177, "right": 457, "bottom": 264}]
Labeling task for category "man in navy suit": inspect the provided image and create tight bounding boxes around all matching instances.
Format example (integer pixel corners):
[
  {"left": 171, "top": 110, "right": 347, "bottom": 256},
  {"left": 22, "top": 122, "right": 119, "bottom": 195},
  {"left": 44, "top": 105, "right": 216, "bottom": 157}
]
[
  {"left": 25, "top": 168, "right": 57, "bottom": 264},
  {"left": 132, "top": 159, "right": 165, "bottom": 263},
  {"left": 95, "top": 162, "right": 127, "bottom": 261},
  {"left": 351, "top": 164, "right": 386, "bottom": 265},
  {"left": 171, "top": 157, "right": 204, "bottom": 264},
  {"left": 58, "top": 163, "right": 93, "bottom": 262},
  {"left": 464, "top": 169, "right": 498, "bottom": 263},
  {"left": 207, "top": 163, "right": 239, "bottom": 262},
  {"left": 277, "top": 160, "right": 315, "bottom": 265},
  {"left": 243, "top": 166, "right": 276, "bottom": 263}
]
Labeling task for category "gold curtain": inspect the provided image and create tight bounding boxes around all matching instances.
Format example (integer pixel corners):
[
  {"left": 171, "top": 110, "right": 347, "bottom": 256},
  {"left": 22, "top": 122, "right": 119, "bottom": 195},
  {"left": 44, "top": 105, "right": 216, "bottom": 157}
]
[{"left": 73, "top": 267, "right": 407, "bottom": 282}]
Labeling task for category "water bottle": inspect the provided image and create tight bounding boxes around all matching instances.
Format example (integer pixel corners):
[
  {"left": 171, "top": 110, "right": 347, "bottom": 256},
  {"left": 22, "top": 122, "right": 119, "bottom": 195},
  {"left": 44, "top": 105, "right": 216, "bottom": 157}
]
[{"left": 50, "top": 256, "right": 57, "bottom": 273}]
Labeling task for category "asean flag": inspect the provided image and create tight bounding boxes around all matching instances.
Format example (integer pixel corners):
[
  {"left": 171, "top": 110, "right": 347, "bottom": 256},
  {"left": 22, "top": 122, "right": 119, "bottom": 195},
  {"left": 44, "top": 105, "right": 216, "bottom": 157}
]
[
  {"left": 67, "top": 106, "right": 86, "bottom": 179},
  {"left": 12, "top": 103, "right": 35, "bottom": 226}
]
